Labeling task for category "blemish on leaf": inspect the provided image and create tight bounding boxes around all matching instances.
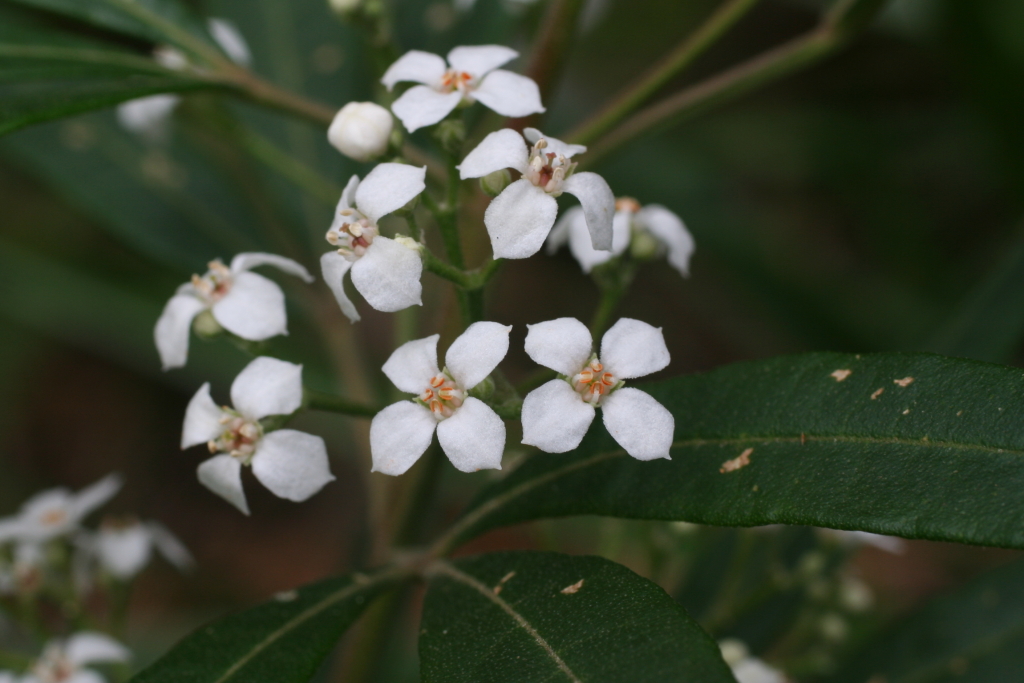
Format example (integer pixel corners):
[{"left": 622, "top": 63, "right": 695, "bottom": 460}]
[
  {"left": 902, "top": 409, "right": 910, "bottom": 415},
  {"left": 561, "top": 579, "right": 584, "bottom": 595},
  {"left": 871, "top": 388, "right": 884, "bottom": 400},
  {"left": 274, "top": 590, "right": 298, "bottom": 602},
  {"left": 831, "top": 369, "right": 852, "bottom": 382},
  {"left": 957, "top": 410, "right": 963, "bottom": 416},
  {"left": 894, "top": 377, "right": 914, "bottom": 387},
  {"left": 720, "top": 448, "right": 753, "bottom": 473},
  {"left": 800, "top": 433, "right": 806, "bottom": 445}
]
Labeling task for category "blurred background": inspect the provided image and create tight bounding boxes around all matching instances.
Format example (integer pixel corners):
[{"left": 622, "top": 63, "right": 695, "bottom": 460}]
[{"left": 2, "top": 0, "right": 1024, "bottom": 679}]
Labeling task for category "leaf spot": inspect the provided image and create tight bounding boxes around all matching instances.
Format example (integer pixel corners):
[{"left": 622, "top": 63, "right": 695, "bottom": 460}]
[
  {"left": 893, "top": 377, "right": 914, "bottom": 387},
  {"left": 902, "top": 409, "right": 910, "bottom": 415},
  {"left": 720, "top": 448, "right": 753, "bottom": 473},
  {"left": 831, "top": 369, "right": 852, "bottom": 382},
  {"left": 274, "top": 590, "right": 298, "bottom": 602},
  {"left": 561, "top": 579, "right": 584, "bottom": 595},
  {"left": 871, "top": 388, "right": 884, "bottom": 400},
  {"left": 957, "top": 410, "right": 963, "bottom": 416}
]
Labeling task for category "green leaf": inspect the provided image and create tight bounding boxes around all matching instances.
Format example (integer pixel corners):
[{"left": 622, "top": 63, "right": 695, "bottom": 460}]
[
  {"left": 130, "top": 567, "right": 409, "bottom": 683},
  {"left": 0, "top": 4, "right": 216, "bottom": 135},
  {"left": 439, "top": 352, "right": 1024, "bottom": 552},
  {"left": 829, "top": 557, "right": 1024, "bottom": 682},
  {"left": 420, "top": 551, "right": 735, "bottom": 683}
]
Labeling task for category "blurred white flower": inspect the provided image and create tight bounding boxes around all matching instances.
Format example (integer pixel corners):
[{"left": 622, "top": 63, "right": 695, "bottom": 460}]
[
  {"left": 76, "top": 518, "right": 193, "bottom": 582},
  {"left": 206, "top": 18, "right": 252, "bottom": 67},
  {"left": 328, "top": 102, "right": 394, "bottom": 162},
  {"left": 548, "top": 197, "right": 695, "bottom": 275},
  {"left": 719, "top": 639, "right": 787, "bottom": 683},
  {"left": 0, "top": 542, "right": 45, "bottom": 596},
  {"left": 816, "top": 528, "right": 906, "bottom": 554},
  {"left": 320, "top": 164, "right": 427, "bottom": 321},
  {"left": 521, "top": 317, "right": 674, "bottom": 460},
  {"left": 382, "top": 45, "right": 544, "bottom": 132},
  {"left": 154, "top": 253, "right": 314, "bottom": 371},
  {"left": 22, "top": 632, "right": 130, "bottom": 683},
  {"left": 181, "top": 357, "right": 334, "bottom": 515},
  {"left": 458, "top": 127, "right": 614, "bottom": 259},
  {"left": 0, "top": 475, "right": 122, "bottom": 544},
  {"left": 370, "top": 322, "right": 511, "bottom": 475}
]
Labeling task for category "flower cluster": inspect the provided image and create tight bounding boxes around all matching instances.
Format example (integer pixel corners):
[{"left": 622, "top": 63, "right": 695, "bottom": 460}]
[{"left": 0, "top": 632, "right": 130, "bottom": 683}]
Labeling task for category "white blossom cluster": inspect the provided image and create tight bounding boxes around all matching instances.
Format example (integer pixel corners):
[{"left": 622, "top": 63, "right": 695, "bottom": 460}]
[{"left": 0, "top": 632, "right": 131, "bottom": 683}]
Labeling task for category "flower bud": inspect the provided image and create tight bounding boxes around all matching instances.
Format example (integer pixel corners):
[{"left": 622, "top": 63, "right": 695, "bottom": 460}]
[
  {"left": 433, "top": 119, "right": 465, "bottom": 156},
  {"left": 328, "top": 0, "right": 362, "bottom": 15},
  {"left": 328, "top": 102, "right": 393, "bottom": 162},
  {"left": 192, "top": 309, "right": 223, "bottom": 338},
  {"left": 630, "top": 228, "right": 661, "bottom": 261},
  {"left": 480, "top": 169, "right": 511, "bottom": 197}
]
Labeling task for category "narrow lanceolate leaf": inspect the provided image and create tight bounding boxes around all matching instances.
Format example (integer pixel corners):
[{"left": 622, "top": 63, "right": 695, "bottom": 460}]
[
  {"left": 440, "top": 352, "right": 1024, "bottom": 552},
  {"left": 420, "top": 551, "right": 735, "bottom": 683},
  {"left": 0, "top": 4, "right": 216, "bottom": 135},
  {"left": 830, "top": 558, "right": 1024, "bottom": 683},
  {"left": 130, "top": 567, "right": 409, "bottom": 683}
]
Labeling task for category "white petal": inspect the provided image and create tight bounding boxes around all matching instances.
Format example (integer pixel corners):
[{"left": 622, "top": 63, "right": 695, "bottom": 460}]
[
  {"left": 601, "top": 388, "right": 674, "bottom": 461},
  {"left": 370, "top": 402, "right": 437, "bottom": 476},
  {"left": 207, "top": 17, "right": 251, "bottom": 66},
  {"left": 230, "top": 253, "right": 314, "bottom": 283},
  {"left": 523, "top": 128, "right": 587, "bottom": 158},
  {"left": 382, "top": 335, "right": 440, "bottom": 394},
  {"left": 146, "top": 522, "right": 194, "bottom": 572},
  {"left": 320, "top": 252, "right": 360, "bottom": 322},
  {"left": 732, "top": 658, "right": 786, "bottom": 683},
  {"left": 65, "top": 631, "right": 131, "bottom": 666},
  {"left": 97, "top": 525, "right": 152, "bottom": 579},
  {"left": 473, "top": 70, "right": 545, "bottom": 117},
  {"left": 251, "top": 430, "right": 334, "bottom": 502},
  {"left": 197, "top": 455, "right": 249, "bottom": 515},
  {"left": 67, "top": 672, "right": 106, "bottom": 683},
  {"left": 600, "top": 318, "right": 670, "bottom": 379},
  {"left": 116, "top": 94, "right": 179, "bottom": 140},
  {"left": 381, "top": 50, "right": 447, "bottom": 90},
  {"left": 69, "top": 474, "right": 123, "bottom": 522},
  {"left": 436, "top": 398, "right": 505, "bottom": 472},
  {"left": 211, "top": 271, "right": 287, "bottom": 341},
  {"left": 524, "top": 317, "right": 593, "bottom": 375},
  {"left": 546, "top": 206, "right": 578, "bottom": 255},
  {"left": 562, "top": 172, "right": 615, "bottom": 251},
  {"left": 818, "top": 529, "right": 906, "bottom": 554},
  {"left": 0, "top": 671, "right": 19, "bottom": 683},
  {"left": 458, "top": 128, "right": 529, "bottom": 179},
  {"left": 19, "top": 489, "right": 74, "bottom": 539},
  {"left": 445, "top": 321, "right": 511, "bottom": 390},
  {"left": 154, "top": 293, "right": 206, "bottom": 370},
  {"left": 0, "top": 517, "right": 26, "bottom": 543},
  {"left": 446, "top": 45, "right": 517, "bottom": 76},
  {"left": 230, "top": 356, "right": 304, "bottom": 420},
  {"left": 391, "top": 86, "right": 462, "bottom": 133},
  {"left": 484, "top": 179, "right": 558, "bottom": 259},
  {"left": 351, "top": 237, "right": 423, "bottom": 312},
  {"left": 521, "top": 380, "right": 595, "bottom": 453},
  {"left": 354, "top": 163, "right": 427, "bottom": 224},
  {"left": 340, "top": 174, "right": 360, "bottom": 212},
  {"left": 636, "top": 204, "right": 695, "bottom": 276},
  {"left": 567, "top": 207, "right": 630, "bottom": 273},
  {"left": 181, "top": 383, "right": 225, "bottom": 449}
]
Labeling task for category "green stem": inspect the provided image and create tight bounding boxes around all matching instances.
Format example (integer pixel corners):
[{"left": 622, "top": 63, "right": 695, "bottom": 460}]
[
  {"left": 403, "top": 211, "right": 422, "bottom": 242},
  {"left": 304, "top": 389, "right": 381, "bottom": 417},
  {"left": 589, "top": 284, "right": 628, "bottom": 339},
  {"left": 567, "top": 0, "right": 762, "bottom": 146},
  {"left": 579, "top": 0, "right": 890, "bottom": 168}
]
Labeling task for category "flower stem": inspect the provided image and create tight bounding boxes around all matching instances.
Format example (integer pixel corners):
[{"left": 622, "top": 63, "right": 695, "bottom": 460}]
[
  {"left": 589, "top": 260, "right": 637, "bottom": 338},
  {"left": 579, "top": 0, "right": 890, "bottom": 168},
  {"left": 567, "top": 0, "right": 763, "bottom": 146},
  {"left": 303, "top": 388, "right": 381, "bottom": 418}
]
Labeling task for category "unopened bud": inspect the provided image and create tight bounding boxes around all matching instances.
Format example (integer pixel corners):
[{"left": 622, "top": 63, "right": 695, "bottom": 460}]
[
  {"left": 192, "top": 310, "right": 223, "bottom": 338},
  {"left": 820, "top": 613, "right": 848, "bottom": 642},
  {"left": 394, "top": 234, "right": 423, "bottom": 251},
  {"left": 469, "top": 375, "right": 495, "bottom": 400},
  {"left": 718, "top": 639, "right": 749, "bottom": 667},
  {"left": 630, "top": 228, "right": 661, "bottom": 261},
  {"left": 839, "top": 576, "right": 874, "bottom": 612},
  {"left": 480, "top": 169, "right": 511, "bottom": 197},
  {"left": 328, "top": 102, "right": 393, "bottom": 162},
  {"left": 433, "top": 119, "right": 465, "bottom": 156}
]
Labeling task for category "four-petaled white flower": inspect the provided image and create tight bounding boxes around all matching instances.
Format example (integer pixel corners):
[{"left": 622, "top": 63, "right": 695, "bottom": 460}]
[
  {"left": 458, "top": 127, "right": 615, "bottom": 259},
  {"left": 15, "top": 632, "right": 130, "bottom": 683},
  {"left": 181, "top": 357, "right": 334, "bottom": 515},
  {"left": 370, "top": 322, "right": 511, "bottom": 475},
  {"left": 548, "top": 197, "right": 695, "bottom": 275},
  {"left": 0, "top": 475, "right": 122, "bottom": 544},
  {"left": 155, "top": 253, "right": 314, "bottom": 371},
  {"left": 382, "top": 45, "right": 544, "bottom": 132},
  {"left": 321, "top": 163, "right": 427, "bottom": 322},
  {"left": 719, "top": 639, "right": 787, "bottom": 683},
  {"left": 521, "top": 317, "right": 674, "bottom": 460},
  {"left": 76, "top": 517, "right": 193, "bottom": 582}
]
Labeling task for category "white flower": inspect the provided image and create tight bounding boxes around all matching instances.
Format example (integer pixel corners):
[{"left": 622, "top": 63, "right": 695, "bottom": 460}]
[
  {"left": 548, "top": 197, "right": 695, "bottom": 275},
  {"left": 719, "top": 639, "right": 787, "bottom": 683},
  {"left": 816, "top": 528, "right": 906, "bottom": 554},
  {"left": 0, "top": 475, "right": 122, "bottom": 544},
  {"left": 458, "top": 127, "right": 615, "bottom": 259},
  {"left": 154, "top": 253, "right": 314, "bottom": 370},
  {"left": 521, "top": 317, "right": 674, "bottom": 460},
  {"left": 381, "top": 45, "right": 544, "bottom": 132},
  {"left": 206, "top": 18, "right": 252, "bottom": 67},
  {"left": 181, "top": 357, "right": 335, "bottom": 515},
  {"left": 320, "top": 163, "right": 427, "bottom": 322},
  {"left": 76, "top": 518, "right": 193, "bottom": 582},
  {"left": 22, "top": 632, "right": 130, "bottom": 683},
  {"left": 328, "top": 102, "right": 394, "bottom": 162},
  {"left": 370, "top": 322, "right": 511, "bottom": 475}
]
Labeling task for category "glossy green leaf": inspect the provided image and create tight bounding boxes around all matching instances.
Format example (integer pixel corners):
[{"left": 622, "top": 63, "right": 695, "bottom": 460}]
[
  {"left": 830, "top": 558, "right": 1024, "bottom": 683},
  {"left": 130, "top": 567, "right": 408, "bottom": 683},
  {"left": 420, "top": 551, "right": 735, "bottom": 683},
  {"left": 440, "top": 352, "right": 1024, "bottom": 552},
  {"left": 0, "top": 3, "right": 216, "bottom": 135}
]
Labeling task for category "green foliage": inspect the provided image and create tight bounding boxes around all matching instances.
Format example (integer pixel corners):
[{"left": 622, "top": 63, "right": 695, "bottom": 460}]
[
  {"left": 420, "top": 551, "right": 736, "bottom": 683},
  {"left": 444, "top": 352, "right": 1024, "bottom": 551}
]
